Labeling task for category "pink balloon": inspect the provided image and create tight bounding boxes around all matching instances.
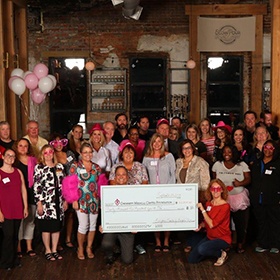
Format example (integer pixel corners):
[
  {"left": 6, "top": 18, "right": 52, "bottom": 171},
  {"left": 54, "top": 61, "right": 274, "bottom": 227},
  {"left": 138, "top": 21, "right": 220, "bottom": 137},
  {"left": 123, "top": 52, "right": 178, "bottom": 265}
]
[
  {"left": 33, "top": 63, "right": 49, "bottom": 79},
  {"left": 25, "top": 73, "right": 39, "bottom": 90},
  {"left": 31, "top": 88, "right": 46, "bottom": 104}
]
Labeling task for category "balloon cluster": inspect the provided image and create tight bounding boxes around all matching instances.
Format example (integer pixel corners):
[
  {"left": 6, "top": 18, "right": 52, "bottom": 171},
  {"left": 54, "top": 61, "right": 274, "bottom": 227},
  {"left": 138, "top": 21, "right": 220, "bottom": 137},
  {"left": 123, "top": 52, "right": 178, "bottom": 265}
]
[{"left": 8, "top": 63, "right": 57, "bottom": 105}]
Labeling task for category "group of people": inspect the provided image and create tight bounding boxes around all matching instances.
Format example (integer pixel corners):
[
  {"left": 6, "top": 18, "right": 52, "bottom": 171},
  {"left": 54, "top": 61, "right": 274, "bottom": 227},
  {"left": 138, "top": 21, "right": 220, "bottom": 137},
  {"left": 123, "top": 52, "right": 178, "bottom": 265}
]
[{"left": 0, "top": 108, "right": 280, "bottom": 270}]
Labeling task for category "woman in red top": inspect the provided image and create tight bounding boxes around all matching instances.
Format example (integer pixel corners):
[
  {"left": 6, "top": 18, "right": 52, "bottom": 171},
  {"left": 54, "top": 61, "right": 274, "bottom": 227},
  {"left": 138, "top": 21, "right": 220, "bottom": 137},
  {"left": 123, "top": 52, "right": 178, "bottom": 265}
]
[
  {"left": 0, "top": 149, "right": 28, "bottom": 270},
  {"left": 188, "top": 178, "right": 231, "bottom": 266}
]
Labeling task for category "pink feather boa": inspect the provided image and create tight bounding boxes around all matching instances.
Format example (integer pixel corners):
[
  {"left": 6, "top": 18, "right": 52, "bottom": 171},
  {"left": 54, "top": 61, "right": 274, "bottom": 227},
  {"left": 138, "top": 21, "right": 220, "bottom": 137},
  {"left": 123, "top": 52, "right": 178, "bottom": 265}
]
[{"left": 62, "top": 174, "right": 80, "bottom": 203}]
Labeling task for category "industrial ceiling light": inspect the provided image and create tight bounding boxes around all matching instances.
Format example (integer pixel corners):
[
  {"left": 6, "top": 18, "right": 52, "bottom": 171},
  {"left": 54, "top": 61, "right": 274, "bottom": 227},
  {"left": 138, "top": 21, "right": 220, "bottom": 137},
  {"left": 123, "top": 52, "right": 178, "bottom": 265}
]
[
  {"left": 122, "top": 0, "right": 143, "bottom": 20},
  {"left": 111, "top": 0, "right": 123, "bottom": 6}
]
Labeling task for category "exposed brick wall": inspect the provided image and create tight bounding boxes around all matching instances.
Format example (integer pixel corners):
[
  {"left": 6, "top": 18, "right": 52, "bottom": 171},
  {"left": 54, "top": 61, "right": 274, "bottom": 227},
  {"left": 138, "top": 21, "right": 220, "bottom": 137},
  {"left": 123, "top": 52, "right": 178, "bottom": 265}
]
[{"left": 27, "top": 0, "right": 271, "bottom": 134}]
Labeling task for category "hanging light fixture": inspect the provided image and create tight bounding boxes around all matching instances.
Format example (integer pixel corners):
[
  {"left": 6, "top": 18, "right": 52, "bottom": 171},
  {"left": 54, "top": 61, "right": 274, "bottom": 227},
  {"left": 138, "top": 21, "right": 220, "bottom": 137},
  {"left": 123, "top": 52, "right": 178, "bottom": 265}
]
[
  {"left": 85, "top": 60, "right": 95, "bottom": 71},
  {"left": 186, "top": 1, "right": 196, "bottom": 69},
  {"left": 122, "top": 0, "right": 143, "bottom": 20},
  {"left": 85, "top": 27, "right": 96, "bottom": 72}
]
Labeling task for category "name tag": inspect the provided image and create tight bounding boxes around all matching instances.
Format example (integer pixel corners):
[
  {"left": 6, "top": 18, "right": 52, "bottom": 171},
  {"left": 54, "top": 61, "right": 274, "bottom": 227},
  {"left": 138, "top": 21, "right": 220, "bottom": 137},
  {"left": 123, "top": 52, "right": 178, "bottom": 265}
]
[
  {"left": 206, "top": 206, "right": 212, "bottom": 211},
  {"left": 67, "top": 156, "right": 73, "bottom": 162},
  {"left": 80, "top": 169, "right": 87, "bottom": 174},
  {"left": 265, "top": 169, "right": 272, "bottom": 175},
  {"left": 2, "top": 177, "right": 10, "bottom": 184},
  {"left": 150, "top": 161, "right": 158, "bottom": 166}
]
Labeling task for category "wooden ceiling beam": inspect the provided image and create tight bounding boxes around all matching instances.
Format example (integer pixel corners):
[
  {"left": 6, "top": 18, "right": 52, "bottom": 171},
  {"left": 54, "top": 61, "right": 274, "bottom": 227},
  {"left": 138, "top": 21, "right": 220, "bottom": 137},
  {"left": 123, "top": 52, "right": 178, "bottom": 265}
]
[
  {"left": 224, "top": 0, "right": 240, "bottom": 4},
  {"left": 185, "top": 4, "right": 267, "bottom": 16}
]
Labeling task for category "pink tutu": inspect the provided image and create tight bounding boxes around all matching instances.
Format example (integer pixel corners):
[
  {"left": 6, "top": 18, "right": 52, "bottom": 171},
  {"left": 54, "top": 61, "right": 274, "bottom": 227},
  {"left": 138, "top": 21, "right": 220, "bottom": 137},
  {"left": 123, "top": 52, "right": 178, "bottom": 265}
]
[
  {"left": 62, "top": 174, "right": 80, "bottom": 203},
  {"left": 227, "top": 188, "right": 250, "bottom": 212},
  {"left": 97, "top": 173, "right": 109, "bottom": 198}
]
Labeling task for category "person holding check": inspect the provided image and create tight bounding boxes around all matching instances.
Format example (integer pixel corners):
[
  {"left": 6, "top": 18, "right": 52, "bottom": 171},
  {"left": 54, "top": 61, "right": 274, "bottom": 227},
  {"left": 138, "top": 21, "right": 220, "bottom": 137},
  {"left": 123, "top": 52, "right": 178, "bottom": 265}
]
[{"left": 100, "top": 166, "right": 135, "bottom": 265}]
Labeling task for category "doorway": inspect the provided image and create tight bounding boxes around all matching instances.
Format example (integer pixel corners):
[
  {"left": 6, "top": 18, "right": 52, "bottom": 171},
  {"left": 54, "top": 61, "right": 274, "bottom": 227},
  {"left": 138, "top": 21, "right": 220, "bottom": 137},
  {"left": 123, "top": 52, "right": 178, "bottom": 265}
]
[
  {"left": 129, "top": 57, "right": 167, "bottom": 128},
  {"left": 207, "top": 56, "right": 243, "bottom": 126},
  {"left": 49, "top": 57, "right": 87, "bottom": 136}
]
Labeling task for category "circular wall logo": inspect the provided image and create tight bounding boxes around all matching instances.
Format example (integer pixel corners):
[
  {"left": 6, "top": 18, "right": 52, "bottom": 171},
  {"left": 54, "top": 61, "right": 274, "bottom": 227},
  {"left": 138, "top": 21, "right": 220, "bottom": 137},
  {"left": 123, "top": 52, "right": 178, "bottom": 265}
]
[{"left": 215, "top": 25, "right": 240, "bottom": 44}]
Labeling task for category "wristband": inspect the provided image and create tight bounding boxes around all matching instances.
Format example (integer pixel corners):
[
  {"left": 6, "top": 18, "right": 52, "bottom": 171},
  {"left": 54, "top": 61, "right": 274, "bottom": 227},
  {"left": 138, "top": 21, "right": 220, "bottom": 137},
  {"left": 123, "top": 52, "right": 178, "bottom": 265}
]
[{"left": 201, "top": 210, "right": 206, "bottom": 214}]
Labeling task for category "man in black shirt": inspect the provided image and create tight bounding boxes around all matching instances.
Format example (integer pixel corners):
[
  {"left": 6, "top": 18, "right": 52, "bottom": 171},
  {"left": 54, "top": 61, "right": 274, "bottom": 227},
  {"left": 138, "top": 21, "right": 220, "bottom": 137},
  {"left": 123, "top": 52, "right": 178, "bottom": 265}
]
[
  {"left": 137, "top": 115, "right": 154, "bottom": 141},
  {"left": 112, "top": 113, "right": 129, "bottom": 145}
]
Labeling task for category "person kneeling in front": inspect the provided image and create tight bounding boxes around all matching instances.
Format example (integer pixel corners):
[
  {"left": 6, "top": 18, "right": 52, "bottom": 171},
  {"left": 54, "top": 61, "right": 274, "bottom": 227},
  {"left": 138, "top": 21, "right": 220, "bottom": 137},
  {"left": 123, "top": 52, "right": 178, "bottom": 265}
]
[
  {"left": 188, "top": 179, "right": 231, "bottom": 266},
  {"left": 100, "top": 166, "right": 135, "bottom": 265}
]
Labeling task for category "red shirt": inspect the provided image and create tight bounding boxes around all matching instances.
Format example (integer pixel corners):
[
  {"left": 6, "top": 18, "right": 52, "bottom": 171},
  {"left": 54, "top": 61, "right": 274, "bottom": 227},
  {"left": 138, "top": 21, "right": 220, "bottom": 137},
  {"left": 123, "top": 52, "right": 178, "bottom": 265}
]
[
  {"left": 0, "top": 168, "right": 24, "bottom": 219},
  {"left": 0, "top": 145, "right": 5, "bottom": 159},
  {"left": 204, "top": 201, "right": 232, "bottom": 245}
]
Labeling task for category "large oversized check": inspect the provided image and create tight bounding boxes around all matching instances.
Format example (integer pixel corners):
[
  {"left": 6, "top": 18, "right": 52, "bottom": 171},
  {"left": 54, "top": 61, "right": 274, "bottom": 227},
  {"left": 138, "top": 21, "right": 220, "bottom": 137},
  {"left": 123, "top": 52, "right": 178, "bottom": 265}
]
[{"left": 101, "top": 183, "right": 198, "bottom": 233}]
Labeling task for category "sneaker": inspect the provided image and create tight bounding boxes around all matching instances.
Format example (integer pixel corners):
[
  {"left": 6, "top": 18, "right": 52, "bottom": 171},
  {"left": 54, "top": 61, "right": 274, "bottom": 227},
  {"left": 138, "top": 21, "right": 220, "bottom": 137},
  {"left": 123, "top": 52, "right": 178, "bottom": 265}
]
[
  {"left": 270, "top": 248, "right": 279, "bottom": 254},
  {"left": 214, "top": 250, "right": 228, "bottom": 267},
  {"left": 255, "top": 246, "right": 268, "bottom": 253},
  {"left": 135, "top": 244, "right": 146, "bottom": 255}
]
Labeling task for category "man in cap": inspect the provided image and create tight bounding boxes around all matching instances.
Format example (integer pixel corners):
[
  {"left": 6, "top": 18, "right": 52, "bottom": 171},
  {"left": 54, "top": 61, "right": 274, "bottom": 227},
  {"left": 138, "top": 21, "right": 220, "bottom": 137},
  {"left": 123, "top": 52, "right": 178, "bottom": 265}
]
[{"left": 155, "top": 118, "right": 179, "bottom": 160}]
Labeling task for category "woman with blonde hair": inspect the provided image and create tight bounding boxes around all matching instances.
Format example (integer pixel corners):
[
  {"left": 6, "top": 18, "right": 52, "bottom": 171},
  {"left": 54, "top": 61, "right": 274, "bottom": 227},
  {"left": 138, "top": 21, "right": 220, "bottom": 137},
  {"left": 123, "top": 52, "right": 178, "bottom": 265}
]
[
  {"left": 199, "top": 118, "right": 215, "bottom": 164},
  {"left": 88, "top": 123, "right": 111, "bottom": 195},
  {"left": 143, "top": 133, "right": 176, "bottom": 252},
  {"left": 33, "top": 145, "right": 68, "bottom": 261},
  {"left": 68, "top": 124, "right": 84, "bottom": 159}
]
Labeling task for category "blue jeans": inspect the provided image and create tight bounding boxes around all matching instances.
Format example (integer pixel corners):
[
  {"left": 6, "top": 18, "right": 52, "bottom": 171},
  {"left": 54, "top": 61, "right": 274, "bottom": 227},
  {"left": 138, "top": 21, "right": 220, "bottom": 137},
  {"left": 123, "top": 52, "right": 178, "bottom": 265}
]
[{"left": 188, "top": 236, "right": 229, "bottom": 264}]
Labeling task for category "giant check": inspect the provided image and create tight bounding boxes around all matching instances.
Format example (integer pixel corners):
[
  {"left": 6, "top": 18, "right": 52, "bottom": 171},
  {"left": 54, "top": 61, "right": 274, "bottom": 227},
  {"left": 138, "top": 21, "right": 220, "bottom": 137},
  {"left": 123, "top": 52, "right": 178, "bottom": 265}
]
[{"left": 101, "top": 183, "right": 198, "bottom": 233}]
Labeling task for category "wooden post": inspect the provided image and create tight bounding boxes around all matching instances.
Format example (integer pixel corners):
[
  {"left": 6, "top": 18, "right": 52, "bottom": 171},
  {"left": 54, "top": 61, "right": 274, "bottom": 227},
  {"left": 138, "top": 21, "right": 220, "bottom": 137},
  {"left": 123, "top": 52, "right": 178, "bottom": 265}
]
[{"left": 271, "top": 1, "right": 280, "bottom": 123}]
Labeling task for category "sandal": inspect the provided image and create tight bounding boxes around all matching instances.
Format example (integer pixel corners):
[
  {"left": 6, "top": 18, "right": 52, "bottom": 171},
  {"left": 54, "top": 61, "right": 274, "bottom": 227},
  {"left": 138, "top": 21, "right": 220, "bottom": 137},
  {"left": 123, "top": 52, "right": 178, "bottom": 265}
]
[
  {"left": 163, "top": 245, "right": 170, "bottom": 252},
  {"left": 27, "top": 250, "right": 36, "bottom": 257},
  {"left": 65, "top": 241, "right": 74, "bottom": 248},
  {"left": 86, "top": 247, "right": 94, "bottom": 259},
  {"left": 17, "top": 251, "right": 23, "bottom": 258},
  {"left": 184, "top": 246, "right": 192, "bottom": 253},
  {"left": 77, "top": 248, "right": 85, "bottom": 260},
  {"left": 214, "top": 250, "right": 228, "bottom": 266},
  {"left": 45, "top": 253, "right": 55, "bottom": 261},
  {"left": 154, "top": 245, "right": 162, "bottom": 252},
  {"left": 237, "top": 247, "right": 245, "bottom": 254},
  {"left": 52, "top": 252, "right": 63, "bottom": 260}
]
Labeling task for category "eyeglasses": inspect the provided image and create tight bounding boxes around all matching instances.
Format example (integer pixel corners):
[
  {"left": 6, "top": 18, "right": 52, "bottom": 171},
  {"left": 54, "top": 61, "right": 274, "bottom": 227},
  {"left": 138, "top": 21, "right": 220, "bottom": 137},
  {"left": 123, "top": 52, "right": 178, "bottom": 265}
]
[
  {"left": 210, "top": 186, "right": 222, "bottom": 192},
  {"left": 264, "top": 145, "right": 275, "bottom": 151},
  {"left": 182, "top": 146, "right": 192, "bottom": 151},
  {"left": 5, "top": 154, "right": 16, "bottom": 159},
  {"left": 129, "top": 133, "right": 139, "bottom": 136},
  {"left": 43, "top": 150, "right": 54, "bottom": 155}
]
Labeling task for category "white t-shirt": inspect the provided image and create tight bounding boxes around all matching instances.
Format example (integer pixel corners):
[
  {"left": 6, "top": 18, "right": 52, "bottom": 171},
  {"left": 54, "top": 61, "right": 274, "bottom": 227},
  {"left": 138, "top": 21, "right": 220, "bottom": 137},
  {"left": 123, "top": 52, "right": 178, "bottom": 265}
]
[{"left": 212, "top": 161, "right": 250, "bottom": 195}]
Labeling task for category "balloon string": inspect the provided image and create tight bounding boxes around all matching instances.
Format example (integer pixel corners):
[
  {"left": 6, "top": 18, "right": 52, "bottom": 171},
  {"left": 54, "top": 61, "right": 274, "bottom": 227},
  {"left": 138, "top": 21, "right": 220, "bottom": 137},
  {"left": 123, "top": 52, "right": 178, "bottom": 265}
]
[{"left": 19, "top": 96, "right": 29, "bottom": 119}]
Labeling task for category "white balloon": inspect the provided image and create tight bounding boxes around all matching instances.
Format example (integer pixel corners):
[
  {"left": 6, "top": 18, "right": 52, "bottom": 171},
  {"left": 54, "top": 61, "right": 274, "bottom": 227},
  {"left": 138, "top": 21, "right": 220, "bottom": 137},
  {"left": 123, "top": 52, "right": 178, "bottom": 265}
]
[
  {"left": 10, "top": 78, "right": 26, "bottom": 96},
  {"left": 11, "top": 68, "right": 24, "bottom": 78},
  {"left": 38, "top": 76, "right": 53, "bottom": 94},
  {"left": 23, "top": 71, "right": 32, "bottom": 79},
  {"left": 47, "top": 74, "right": 57, "bottom": 91}
]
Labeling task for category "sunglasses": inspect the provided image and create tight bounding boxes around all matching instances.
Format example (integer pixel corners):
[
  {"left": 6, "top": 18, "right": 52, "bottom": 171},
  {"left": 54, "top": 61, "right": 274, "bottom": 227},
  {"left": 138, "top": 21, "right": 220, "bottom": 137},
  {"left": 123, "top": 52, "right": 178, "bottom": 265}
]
[
  {"left": 44, "top": 150, "right": 54, "bottom": 156},
  {"left": 210, "top": 186, "right": 222, "bottom": 192},
  {"left": 264, "top": 145, "right": 275, "bottom": 151},
  {"left": 50, "top": 139, "right": 68, "bottom": 147}
]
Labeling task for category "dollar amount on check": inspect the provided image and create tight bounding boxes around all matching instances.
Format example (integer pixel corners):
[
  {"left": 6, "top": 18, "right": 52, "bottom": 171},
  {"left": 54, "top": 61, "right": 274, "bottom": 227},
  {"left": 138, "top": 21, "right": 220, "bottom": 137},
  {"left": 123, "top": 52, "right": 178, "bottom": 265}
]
[{"left": 101, "top": 184, "right": 198, "bottom": 233}]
